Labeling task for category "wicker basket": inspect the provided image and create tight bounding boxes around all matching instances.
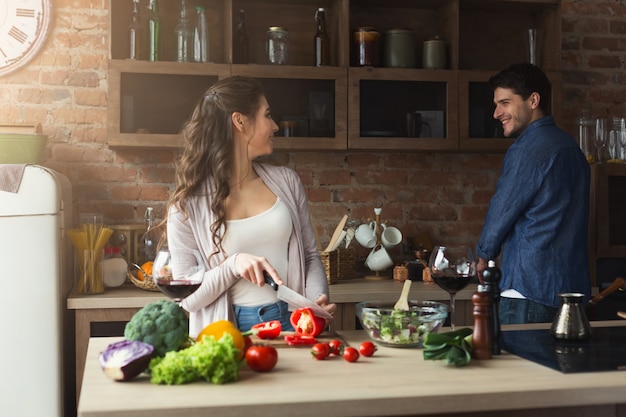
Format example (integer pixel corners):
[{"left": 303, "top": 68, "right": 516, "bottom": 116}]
[
  {"left": 320, "top": 247, "right": 356, "bottom": 284},
  {"left": 127, "top": 270, "right": 159, "bottom": 292}
]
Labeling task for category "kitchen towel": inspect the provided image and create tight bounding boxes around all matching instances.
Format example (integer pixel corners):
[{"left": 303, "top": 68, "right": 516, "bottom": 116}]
[{"left": 0, "top": 164, "right": 26, "bottom": 193}]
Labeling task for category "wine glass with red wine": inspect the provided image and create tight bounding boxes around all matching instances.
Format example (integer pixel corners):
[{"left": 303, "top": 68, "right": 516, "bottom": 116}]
[
  {"left": 152, "top": 249, "right": 203, "bottom": 305},
  {"left": 428, "top": 246, "right": 476, "bottom": 330}
]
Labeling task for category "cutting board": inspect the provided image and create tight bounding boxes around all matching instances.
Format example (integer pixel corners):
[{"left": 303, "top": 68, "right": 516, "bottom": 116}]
[{"left": 249, "top": 331, "right": 346, "bottom": 348}]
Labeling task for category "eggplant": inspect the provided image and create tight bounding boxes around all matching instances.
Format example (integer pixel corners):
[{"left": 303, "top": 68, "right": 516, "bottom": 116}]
[{"left": 99, "top": 340, "right": 154, "bottom": 381}]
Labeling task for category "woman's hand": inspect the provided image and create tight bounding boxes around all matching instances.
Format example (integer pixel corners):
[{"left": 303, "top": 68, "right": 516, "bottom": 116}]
[
  {"left": 315, "top": 293, "right": 336, "bottom": 323},
  {"left": 234, "top": 253, "right": 283, "bottom": 287}
]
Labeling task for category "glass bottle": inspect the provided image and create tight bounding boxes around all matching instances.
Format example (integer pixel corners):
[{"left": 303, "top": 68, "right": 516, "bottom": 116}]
[
  {"left": 142, "top": 207, "right": 156, "bottom": 263},
  {"left": 233, "top": 9, "right": 248, "bottom": 64},
  {"left": 193, "top": 5, "right": 208, "bottom": 63},
  {"left": 314, "top": 8, "right": 329, "bottom": 66},
  {"left": 266, "top": 27, "right": 288, "bottom": 65},
  {"left": 129, "top": 0, "right": 143, "bottom": 60},
  {"left": 577, "top": 108, "right": 594, "bottom": 163},
  {"left": 175, "top": 0, "right": 193, "bottom": 63},
  {"left": 146, "top": 0, "right": 160, "bottom": 61}
]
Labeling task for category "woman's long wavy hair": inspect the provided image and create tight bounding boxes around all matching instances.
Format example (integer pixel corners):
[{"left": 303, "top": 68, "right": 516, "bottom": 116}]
[{"left": 166, "top": 75, "right": 264, "bottom": 259}]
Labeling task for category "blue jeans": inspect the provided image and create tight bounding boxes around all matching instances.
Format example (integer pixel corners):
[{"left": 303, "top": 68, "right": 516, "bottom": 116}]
[
  {"left": 499, "top": 297, "right": 558, "bottom": 324},
  {"left": 233, "top": 300, "right": 294, "bottom": 332}
]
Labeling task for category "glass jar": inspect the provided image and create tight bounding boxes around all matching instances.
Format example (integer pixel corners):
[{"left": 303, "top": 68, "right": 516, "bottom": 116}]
[
  {"left": 266, "top": 27, "right": 288, "bottom": 65},
  {"left": 354, "top": 27, "right": 380, "bottom": 66}
]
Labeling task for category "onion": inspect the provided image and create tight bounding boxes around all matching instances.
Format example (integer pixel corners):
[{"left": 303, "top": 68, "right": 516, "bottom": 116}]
[{"left": 99, "top": 340, "right": 154, "bottom": 381}]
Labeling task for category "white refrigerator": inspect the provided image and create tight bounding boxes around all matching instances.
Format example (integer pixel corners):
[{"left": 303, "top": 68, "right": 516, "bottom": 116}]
[{"left": 0, "top": 165, "right": 73, "bottom": 417}]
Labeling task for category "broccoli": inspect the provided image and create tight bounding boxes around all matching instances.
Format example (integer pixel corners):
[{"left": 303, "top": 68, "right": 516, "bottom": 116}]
[{"left": 124, "top": 299, "right": 190, "bottom": 357}]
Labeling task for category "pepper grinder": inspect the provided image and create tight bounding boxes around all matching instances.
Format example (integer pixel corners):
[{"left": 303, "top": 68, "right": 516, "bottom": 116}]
[
  {"left": 471, "top": 284, "right": 493, "bottom": 360},
  {"left": 482, "top": 260, "right": 502, "bottom": 355}
]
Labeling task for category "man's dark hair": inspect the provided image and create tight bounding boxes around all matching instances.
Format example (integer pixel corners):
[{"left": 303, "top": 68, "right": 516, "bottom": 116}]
[{"left": 488, "top": 63, "right": 552, "bottom": 116}]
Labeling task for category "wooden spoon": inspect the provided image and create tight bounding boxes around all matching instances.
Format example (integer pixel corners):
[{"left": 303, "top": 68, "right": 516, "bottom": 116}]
[
  {"left": 394, "top": 279, "right": 412, "bottom": 311},
  {"left": 323, "top": 214, "right": 348, "bottom": 252},
  {"left": 588, "top": 276, "right": 625, "bottom": 306}
]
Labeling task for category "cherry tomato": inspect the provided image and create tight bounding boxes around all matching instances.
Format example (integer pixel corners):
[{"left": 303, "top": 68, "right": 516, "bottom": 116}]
[
  {"left": 328, "top": 339, "right": 344, "bottom": 356},
  {"left": 359, "top": 341, "right": 377, "bottom": 357},
  {"left": 343, "top": 346, "right": 360, "bottom": 362},
  {"left": 311, "top": 343, "right": 331, "bottom": 360},
  {"left": 245, "top": 345, "right": 278, "bottom": 372}
]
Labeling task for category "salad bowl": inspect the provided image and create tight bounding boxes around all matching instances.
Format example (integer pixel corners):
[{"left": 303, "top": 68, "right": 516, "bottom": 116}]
[{"left": 356, "top": 300, "right": 448, "bottom": 348}]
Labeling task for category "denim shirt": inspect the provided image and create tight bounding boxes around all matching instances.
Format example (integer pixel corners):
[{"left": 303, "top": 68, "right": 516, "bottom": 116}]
[{"left": 476, "top": 116, "right": 591, "bottom": 308}]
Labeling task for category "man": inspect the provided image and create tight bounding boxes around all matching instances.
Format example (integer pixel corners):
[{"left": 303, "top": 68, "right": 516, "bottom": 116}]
[{"left": 475, "top": 63, "right": 591, "bottom": 324}]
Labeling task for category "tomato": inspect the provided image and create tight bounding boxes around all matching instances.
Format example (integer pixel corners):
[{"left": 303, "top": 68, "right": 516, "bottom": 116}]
[
  {"left": 245, "top": 345, "right": 278, "bottom": 372},
  {"left": 251, "top": 320, "right": 282, "bottom": 340},
  {"left": 328, "top": 339, "right": 344, "bottom": 356},
  {"left": 290, "top": 307, "right": 326, "bottom": 337},
  {"left": 343, "top": 346, "right": 360, "bottom": 362},
  {"left": 311, "top": 343, "right": 331, "bottom": 360},
  {"left": 359, "top": 341, "right": 377, "bottom": 357}
]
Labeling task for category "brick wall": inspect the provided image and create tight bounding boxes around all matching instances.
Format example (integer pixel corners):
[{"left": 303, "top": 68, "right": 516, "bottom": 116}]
[{"left": 1, "top": 0, "right": 621, "bottom": 258}]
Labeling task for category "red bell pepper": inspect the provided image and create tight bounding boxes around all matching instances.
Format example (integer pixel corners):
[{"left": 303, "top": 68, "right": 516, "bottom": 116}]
[
  {"left": 284, "top": 334, "right": 317, "bottom": 346},
  {"left": 251, "top": 320, "right": 282, "bottom": 340},
  {"left": 290, "top": 307, "right": 326, "bottom": 337}
]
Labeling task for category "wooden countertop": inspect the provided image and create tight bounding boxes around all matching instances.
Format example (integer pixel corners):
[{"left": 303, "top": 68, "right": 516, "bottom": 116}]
[
  {"left": 78, "top": 322, "right": 626, "bottom": 417},
  {"left": 67, "top": 279, "right": 477, "bottom": 309}
]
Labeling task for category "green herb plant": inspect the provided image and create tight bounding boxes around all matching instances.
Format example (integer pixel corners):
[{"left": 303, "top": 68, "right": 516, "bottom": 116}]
[{"left": 423, "top": 327, "right": 473, "bottom": 367}]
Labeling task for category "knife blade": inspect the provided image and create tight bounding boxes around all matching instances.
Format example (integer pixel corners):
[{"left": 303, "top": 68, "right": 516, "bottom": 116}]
[{"left": 263, "top": 271, "right": 333, "bottom": 319}]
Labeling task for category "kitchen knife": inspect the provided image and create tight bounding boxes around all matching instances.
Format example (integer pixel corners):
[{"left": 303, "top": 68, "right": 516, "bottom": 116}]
[{"left": 263, "top": 271, "right": 333, "bottom": 319}]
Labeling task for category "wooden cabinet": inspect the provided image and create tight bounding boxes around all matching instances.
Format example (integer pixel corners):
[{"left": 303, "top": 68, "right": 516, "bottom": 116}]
[
  {"left": 591, "top": 164, "right": 626, "bottom": 255},
  {"left": 107, "top": 0, "right": 562, "bottom": 151}
]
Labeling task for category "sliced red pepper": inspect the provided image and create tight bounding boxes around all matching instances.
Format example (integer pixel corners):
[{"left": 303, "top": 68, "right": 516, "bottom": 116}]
[
  {"left": 251, "top": 320, "right": 282, "bottom": 340},
  {"left": 284, "top": 334, "right": 318, "bottom": 346},
  {"left": 290, "top": 307, "right": 326, "bottom": 337}
]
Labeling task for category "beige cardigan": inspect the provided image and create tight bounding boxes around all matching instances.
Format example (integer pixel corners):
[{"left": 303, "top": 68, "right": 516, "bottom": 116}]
[{"left": 168, "top": 162, "right": 328, "bottom": 336}]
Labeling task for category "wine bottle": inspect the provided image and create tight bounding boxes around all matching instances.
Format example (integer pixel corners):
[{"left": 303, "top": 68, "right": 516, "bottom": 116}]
[{"left": 233, "top": 9, "right": 248, "bottom": 64}]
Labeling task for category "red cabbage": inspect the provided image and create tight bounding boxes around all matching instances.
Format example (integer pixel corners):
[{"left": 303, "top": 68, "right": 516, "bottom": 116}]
[{"left": 99, "top": 340, "right": 154, "bottom": 381}]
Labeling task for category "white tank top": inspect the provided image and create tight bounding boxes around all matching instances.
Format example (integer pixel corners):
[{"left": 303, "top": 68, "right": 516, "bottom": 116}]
[{"left": 223, "top": 198, "right": 292, "bottom": 306}]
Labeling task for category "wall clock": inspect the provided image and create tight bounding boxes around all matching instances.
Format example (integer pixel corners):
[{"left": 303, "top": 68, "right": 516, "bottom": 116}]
[{"left": 0, "top": 0, "right": 52, "bottom": 77}]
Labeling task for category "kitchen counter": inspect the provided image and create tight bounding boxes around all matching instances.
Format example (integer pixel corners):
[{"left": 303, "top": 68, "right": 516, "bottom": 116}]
[
  {"left": 67, "top": 279, "right": 477, "bottom": 397},
  {"left": 78, "top": 321, "right": 626, "bottom": 417}
]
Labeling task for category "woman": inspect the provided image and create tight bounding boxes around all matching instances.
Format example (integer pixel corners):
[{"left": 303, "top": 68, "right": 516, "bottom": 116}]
[{"left": 166, "top": 75, "right": 335, "bottom": 336}]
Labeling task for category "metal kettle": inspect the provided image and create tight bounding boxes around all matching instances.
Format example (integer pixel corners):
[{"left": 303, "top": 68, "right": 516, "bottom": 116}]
[{"left": 550, "top": 293, "right": 592, "bottom": 340}]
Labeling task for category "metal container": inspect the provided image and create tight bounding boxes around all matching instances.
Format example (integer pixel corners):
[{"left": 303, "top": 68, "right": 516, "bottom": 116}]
[
  {"left": 550, "top": 293, "right": 592, "bottom": 340},
  {"left": 423, "top": 36, "right": 447, "bottom": 69},
  {"left": 384, "top": 29, "right": 416, "bottom": 68}
]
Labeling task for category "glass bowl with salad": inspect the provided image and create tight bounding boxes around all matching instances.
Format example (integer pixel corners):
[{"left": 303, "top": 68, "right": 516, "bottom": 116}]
[{"left": 356, "top": 300, "right": 448, "bottom": 348}]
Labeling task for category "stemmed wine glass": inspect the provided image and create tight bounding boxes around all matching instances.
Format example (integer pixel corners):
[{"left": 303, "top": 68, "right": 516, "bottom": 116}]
[
  {"left": 428, "top": 246, "right": 477, "bottom": 330},
  {"left": 153, "top": 249, "right": 203, "bottom": 305},
  {"left": 594, "top": 118, "right": 607, "bottom": 164}
]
